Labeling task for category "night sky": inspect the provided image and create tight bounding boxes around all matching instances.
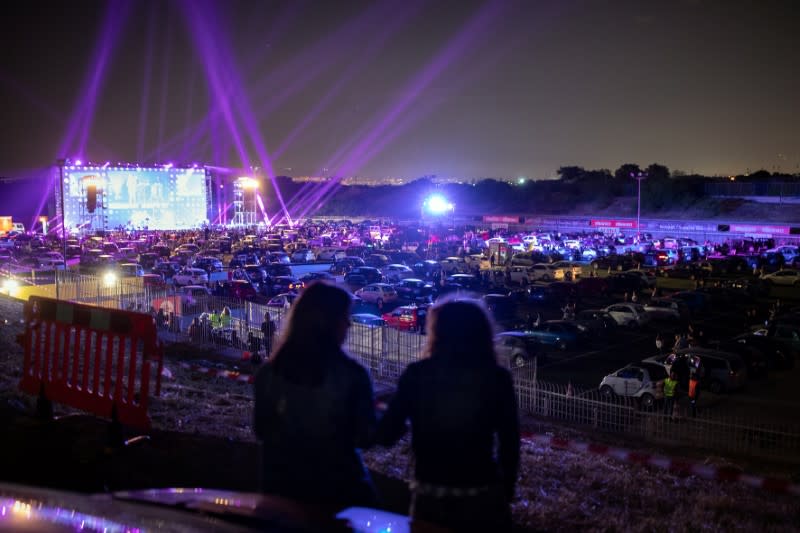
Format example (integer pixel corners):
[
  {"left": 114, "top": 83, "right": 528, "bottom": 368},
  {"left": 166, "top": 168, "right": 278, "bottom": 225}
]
[{"left": 1, "top": 0, "right": 797, "bottom": 180}]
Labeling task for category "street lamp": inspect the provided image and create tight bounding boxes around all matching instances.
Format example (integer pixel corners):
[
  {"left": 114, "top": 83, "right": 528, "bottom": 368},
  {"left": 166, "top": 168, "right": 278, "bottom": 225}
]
[{"left": 631, "top": 171, "right": 648, "bottom": 242}]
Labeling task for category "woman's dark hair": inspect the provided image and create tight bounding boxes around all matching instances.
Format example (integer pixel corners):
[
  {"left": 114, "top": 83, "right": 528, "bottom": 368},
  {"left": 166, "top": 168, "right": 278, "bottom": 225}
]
[
  {"left": 270, "top": 282, "right": 352, "bottom": 385},
  {"left": 425, "top": 299, "right": 497, "bottom": 366}
]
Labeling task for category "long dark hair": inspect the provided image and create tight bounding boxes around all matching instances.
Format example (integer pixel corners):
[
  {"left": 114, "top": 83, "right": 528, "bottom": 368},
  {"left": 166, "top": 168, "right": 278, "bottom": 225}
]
[
  {"left": 425, "top": 299, "right": 497, "bottom": 366},
  {"left": 270, "top": 282, "right": 352, "bottom": 385}
]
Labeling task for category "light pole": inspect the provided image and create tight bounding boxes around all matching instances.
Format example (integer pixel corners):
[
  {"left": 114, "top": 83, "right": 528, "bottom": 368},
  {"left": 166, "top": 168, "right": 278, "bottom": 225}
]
[
  {"left": 56, "top": 158, "right": 67, "bottom": 299},
  {"left": 631, "top": 171, "right": 647, "bottom": 242}
]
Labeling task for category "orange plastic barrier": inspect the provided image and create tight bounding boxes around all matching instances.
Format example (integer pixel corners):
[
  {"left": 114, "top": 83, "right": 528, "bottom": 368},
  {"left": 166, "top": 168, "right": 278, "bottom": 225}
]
[{"left": 19, "top": 296, "right": 163, "bottom": 429}]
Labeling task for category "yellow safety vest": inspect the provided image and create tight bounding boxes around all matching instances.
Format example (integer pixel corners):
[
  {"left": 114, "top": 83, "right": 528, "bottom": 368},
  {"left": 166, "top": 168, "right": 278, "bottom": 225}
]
[{"left": 663, "top": 378, "right": 678, "bottom": 398}]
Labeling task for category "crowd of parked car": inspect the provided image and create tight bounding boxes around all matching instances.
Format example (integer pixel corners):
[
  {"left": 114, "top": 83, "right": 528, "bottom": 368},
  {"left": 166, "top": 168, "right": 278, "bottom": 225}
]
[{"left": 1, "top": 221, "right": 799, "bottom": 403}]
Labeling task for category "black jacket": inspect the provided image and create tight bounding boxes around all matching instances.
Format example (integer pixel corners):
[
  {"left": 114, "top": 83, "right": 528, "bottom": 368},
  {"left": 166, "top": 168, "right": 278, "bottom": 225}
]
[
  {"left": 375, "top": 357, "right": 520, "bottom": 500},
  {"left": 253, "top": 350, "right": 376, "bottom": 507}
]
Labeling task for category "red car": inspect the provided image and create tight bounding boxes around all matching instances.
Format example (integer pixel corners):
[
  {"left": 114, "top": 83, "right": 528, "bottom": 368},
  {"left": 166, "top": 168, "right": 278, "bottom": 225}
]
[
  {"left": 142, "top": 273, "right": 167, "bottom": 289},
  {"left": 382, "top": 304, "right": 430, "bottom": 331},
  {"left": 222, "top": 280, "right": 258, "bottom": 300}
]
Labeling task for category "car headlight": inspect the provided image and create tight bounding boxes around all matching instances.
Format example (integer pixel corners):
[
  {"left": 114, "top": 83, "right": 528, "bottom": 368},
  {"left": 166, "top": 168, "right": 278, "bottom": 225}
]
[{"left": 102, "top": 272, "right": 118, "bottom": 287}]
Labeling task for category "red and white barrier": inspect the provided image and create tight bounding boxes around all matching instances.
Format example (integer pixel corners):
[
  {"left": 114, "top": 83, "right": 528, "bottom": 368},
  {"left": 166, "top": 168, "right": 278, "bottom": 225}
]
[{"left": 521, "top": 432, "right": 800, "bottom": 496}]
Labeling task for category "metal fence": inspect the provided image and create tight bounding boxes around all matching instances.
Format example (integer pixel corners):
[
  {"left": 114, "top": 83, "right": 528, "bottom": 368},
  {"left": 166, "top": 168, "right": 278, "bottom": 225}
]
[
  {"left": 512, "top": 367, "right": 800, "bottom": 461},
  {"left": 12, "top": 270, "right": 800, "bottom": 461}
]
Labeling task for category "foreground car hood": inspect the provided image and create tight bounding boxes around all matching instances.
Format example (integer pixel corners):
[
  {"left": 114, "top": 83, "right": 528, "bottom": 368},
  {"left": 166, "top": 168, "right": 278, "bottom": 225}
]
[{"left": 0, "top": 484, "right": 412, "bottom": 532}]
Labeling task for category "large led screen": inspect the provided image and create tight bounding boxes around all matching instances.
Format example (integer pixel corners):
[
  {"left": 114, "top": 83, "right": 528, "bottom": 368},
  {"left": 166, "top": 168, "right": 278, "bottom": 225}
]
[{"left": 62, "top": 166, "right": 208, "bottom": 230}]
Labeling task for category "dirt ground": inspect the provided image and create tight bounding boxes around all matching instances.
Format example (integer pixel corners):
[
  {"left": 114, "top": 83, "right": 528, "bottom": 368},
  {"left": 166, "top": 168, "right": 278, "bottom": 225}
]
[{"left": 1, "top": 296, "right": 799, "bottom": 531}]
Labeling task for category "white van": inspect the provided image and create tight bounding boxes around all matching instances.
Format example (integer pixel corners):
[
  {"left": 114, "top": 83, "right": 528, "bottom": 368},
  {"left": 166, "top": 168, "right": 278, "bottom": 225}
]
[{"left": 12, "top": 223, "right": 24, "bottom": 233}]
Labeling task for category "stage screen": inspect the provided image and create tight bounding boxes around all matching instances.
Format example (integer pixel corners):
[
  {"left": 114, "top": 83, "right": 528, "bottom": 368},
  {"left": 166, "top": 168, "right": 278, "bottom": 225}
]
[{"left": 62, "top": 166, "right": 208, "bottom": 230}]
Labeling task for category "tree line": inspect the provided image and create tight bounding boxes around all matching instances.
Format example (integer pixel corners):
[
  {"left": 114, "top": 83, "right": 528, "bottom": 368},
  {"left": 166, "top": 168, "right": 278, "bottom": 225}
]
[{"left": 258, "top": 165, "right": 800, "bottom": 219}]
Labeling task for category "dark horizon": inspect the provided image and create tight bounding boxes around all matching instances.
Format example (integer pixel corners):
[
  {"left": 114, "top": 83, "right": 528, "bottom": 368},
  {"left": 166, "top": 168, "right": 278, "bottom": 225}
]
[{"left": 1, "top": 0, "right": 798, "bottom": 182}]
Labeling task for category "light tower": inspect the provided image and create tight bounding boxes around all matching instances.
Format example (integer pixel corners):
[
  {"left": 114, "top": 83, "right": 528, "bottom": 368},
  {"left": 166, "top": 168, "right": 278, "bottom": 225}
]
[
  {"left": 233, "top": 177, "right": 259, "bottom": 226},
  {"left": 631, "top": 171, "right": 648, "bottom": 242}
]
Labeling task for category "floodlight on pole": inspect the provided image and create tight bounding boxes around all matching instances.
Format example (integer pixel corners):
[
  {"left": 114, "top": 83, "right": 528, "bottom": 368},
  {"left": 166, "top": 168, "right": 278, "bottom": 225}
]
[
  {"left": 56, "top": 158, "right": 67, "bottom": 300},
  {"left": 236, "top": 176, "right": 259, "bottom": 189},
  {"left": 630, "top": 171, "right": 648, "bottom": 242},
  {"left": 423, "top": 194, "right": 454, "bottom": 216},
  {"left": 235, "top": 177, "right": 259, "bottom": 226}
]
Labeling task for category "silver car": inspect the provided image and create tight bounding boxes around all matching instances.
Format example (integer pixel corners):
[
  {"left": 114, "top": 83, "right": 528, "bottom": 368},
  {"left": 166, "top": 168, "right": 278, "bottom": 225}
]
[{"left": 599, "top": 363, "right": 667, "bottom": 408}]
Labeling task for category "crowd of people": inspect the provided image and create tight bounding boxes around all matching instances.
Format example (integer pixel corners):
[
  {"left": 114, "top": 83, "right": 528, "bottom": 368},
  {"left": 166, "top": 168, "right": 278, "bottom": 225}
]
[{"left": 253, "top": 282, "right": 520, "bottom": 531}]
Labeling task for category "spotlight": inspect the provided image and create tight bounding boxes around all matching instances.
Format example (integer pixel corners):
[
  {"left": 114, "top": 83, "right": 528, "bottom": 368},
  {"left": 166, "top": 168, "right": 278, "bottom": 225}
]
[
  {"left": 1, "top": 278, "right": 19, "bottom": 296},
  {"left": 423, "top": 194, "right": 453, "bottom": 215}
]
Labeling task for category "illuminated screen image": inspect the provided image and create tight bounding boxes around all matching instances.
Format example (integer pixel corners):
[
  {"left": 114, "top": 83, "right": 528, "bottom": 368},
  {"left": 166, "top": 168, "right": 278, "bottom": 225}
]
[{"left": 62, "top": 166, "right": 208, "bottom": 230}]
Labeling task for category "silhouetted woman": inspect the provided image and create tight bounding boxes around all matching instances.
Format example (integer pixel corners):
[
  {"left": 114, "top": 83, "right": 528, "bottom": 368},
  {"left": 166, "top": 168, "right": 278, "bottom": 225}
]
[
  {"left": 375, "top": 299, "right": 520, "bottom": 531},
  {"left": 253, "top": 282, "right": 377, "bottom": 508}
]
